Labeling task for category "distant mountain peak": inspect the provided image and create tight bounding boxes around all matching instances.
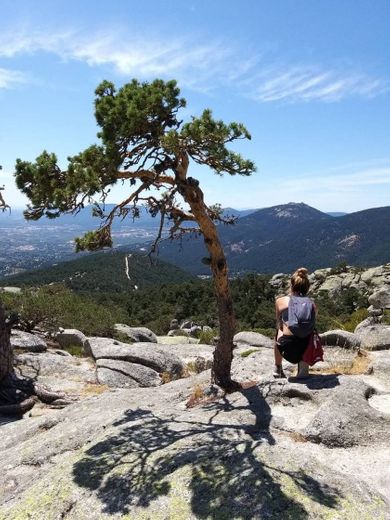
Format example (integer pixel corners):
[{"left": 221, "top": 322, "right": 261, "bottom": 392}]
[
  {"left": 272, "top": 203, "right": 309, "bottom": 219},
  {"left": 249, "top": 202, "right": 329, "bottom": 221}
]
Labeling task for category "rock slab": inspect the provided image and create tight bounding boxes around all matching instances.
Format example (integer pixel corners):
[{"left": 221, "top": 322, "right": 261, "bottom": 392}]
[{"left": 96, "top": 358, "right": 162, "bottom": 388}]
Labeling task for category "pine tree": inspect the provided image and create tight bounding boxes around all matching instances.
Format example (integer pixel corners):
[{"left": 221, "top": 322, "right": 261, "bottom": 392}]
[{"left": 15, "top": 79, "right": 256, "bottom": 391}]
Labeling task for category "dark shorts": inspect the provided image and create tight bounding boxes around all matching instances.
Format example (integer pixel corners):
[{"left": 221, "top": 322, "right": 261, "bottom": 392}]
[{"left": 276, "top": 334, "right": 310, "bottom": 364}]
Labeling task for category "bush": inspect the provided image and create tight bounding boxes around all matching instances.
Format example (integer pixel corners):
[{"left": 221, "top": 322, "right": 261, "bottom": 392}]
[
  {"left": 340, "top": 308, "right": 369, "bottom": 332},
  {"left": 198, "top": 328, "right": 217, "bottom": 345}
]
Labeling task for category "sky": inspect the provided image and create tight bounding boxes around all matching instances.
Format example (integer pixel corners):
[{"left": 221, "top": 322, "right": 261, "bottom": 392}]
[{"left": 0, "top": 0, "right": 389, "bottom": 213}]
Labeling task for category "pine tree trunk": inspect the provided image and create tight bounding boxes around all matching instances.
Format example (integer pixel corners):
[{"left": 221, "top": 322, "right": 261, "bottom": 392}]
[
  {"left": 177, "top": 173, "right": 239, "bottom": 391},
  {"left": 0, "top": 303, "right": 13, "bottom": 383}
]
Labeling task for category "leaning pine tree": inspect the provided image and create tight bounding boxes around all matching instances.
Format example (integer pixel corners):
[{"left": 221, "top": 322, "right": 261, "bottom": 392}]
[{"left": 15, "top": 79, "right": 256, "bottom": 391}]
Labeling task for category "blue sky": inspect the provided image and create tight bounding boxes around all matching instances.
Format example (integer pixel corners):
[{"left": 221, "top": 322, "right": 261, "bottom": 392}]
[{"left": 1, "top": 0, "right": 389, "bottom": 213}]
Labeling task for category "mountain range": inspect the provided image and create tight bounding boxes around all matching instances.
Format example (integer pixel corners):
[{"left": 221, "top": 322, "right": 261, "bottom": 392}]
[
  {"left": 151, "top": 202, "right": 390, "bottom": 274},
  {"left": 2, "top": 202, "right": 389, "bottom": 279}
]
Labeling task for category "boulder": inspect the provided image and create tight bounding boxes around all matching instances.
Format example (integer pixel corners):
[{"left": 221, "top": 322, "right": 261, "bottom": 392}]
[
  {"left": 156, "top": 343, "right": 214, "bottom": 371},
  {"left": 368, "top": 287, "right": 390, "bottom": 309},
  {"left": 319, "top": 330, "right": 361, "bottom": 350},
  {"left": 233, "top": 331, "right": 274, "bottom": 349},
  {"left": 96, "top": 367, "right": 139, "bottom": 388},
  {"left": 0, "top": 286, "right": 22, "bottom": 294},
  {"left": 355, "top": 324, "right": 390, "bottom": 350},
  {"left": 168, "top": 329, "right": 190, "bottom": 337},
  {"left": 354, "top": 316, "right": 379, "bottom": 333},
  {"left": 88, "top": 338, "right": 184, "bottom": 378},
  {"left": 96, "top": 359, "right": 161, "bottom": 388},
  {"left": 114, "top": 324, "right": 158, "bottom": 343},
  {"left": 55, "top": 328, "right": 90, "bottom": 353},
  {"left": 189, "top": 325, "right": 202, "bottom": 338},
  {"left": 367, "top": 306, "right": 383, "bottom": 317},
  {"left": 304, "top": 379, "right": 390, "bottom": 447},
  {"left": 169, "top": 319, "right": 179, "bottom": 330},
  {"left": 10, "top": 330, "right": 47, "bottom": 352},
  {"left": 180, "top": 320, "right": 193, "bottom": 329},
  {"left": 360, "top": 266, "right": 385, "bottom": 284},
  {"left": 15, "top": 352, "right": 96, "bottom": 391},
  {"left": 318, "top": 276, "right": 343, "bottom": 295}
]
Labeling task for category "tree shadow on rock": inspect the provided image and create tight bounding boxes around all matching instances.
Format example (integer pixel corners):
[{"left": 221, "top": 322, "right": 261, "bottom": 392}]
[{"left": 73, "top": 390, "right": 341, "bottom": 518}]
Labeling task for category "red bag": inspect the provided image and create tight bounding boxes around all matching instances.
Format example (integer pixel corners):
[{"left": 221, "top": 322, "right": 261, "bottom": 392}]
[{"left": 302, "top": 330, "right": 324, "bottom": 366}]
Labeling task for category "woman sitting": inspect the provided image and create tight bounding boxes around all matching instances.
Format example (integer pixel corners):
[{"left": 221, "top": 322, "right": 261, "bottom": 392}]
[{"left": 274, "top": 267, "right": 316, "bottom": 378}]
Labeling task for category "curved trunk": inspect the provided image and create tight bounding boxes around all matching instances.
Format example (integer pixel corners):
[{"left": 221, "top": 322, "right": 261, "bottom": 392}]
[
  {"left": 177, "top": 176, "right": 239, "bottom": 391},
  {"left": 0, "top": 304, "right": 13, "bottom": 383}
]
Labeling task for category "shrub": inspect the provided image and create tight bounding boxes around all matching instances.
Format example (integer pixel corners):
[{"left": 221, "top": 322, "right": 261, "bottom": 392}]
[
  {"left": 341, "top": 308, "right": 369, "bottom": 332},
  {"left": 382, "top": 310, "right": 390, "bottom": 325},
  {"left": 198, "top": 328, "right": 217, "bottom": 345}
]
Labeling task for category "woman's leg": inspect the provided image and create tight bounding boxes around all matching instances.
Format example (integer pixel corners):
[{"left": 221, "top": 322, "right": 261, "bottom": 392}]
[
  {"left": 274, "top": 343, "right": 283, "bottom": 365},
  {"left": 273, "top": 336, "right": 285, "bottom": 378}
]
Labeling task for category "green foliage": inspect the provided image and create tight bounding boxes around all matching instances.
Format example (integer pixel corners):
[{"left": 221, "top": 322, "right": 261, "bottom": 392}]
[
  {"left": 181, "top": 109, "right": 255, "bottom": 175},
  {"left": 75, "top": 228, "right": 113, "bottom": 252},
  {"left": 1, "top": 250, "right": 194, "bottom": 293},
  {"left": 2, "top": 284, "right": 127, "bottom": 336},
  {"left": 198, "top": 328, "right": 217, "bottom": 345},
  {"left": 340, "top": 308, "right": 369, "bottom": 332},
  {"left": 382, "top": 310, "right": 390, "bottom": 325},
  {"left": 329, "top": 261, "right": 349, "bottom": 275},
  {"left": 240, "top": 349, "right": 259, "bottom": 358},
  {"left": 111, "top": 332, "right": 133, "bottom": 344},
  {"left": 63, "top": 344, "right": 85, "bottom": 357},
  {"left": 1, "top": 266, "right": 373, "bottom": 338},
  {"left": 95, "top": 79, "right": 185, "bottom": 165},
  {"left": 314, "top": 288, "right": 369, "bottom": 332},
  {"left": 232, "top": 274, "right": 276, "bottom": 330}
]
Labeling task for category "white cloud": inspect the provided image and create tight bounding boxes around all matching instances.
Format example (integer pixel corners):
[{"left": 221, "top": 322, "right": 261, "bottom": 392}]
[
  {"left": 0, "top": 67, "right": 26, "bottom": 89},
  {"left": 251, "top": 65, "right": 388, "bottom": 103},
  {"left": 0, "top": 28, "right": 388, "bottom": 102},
  {"left": 0, "top": 28, "right": 236, "bottom": 92}
]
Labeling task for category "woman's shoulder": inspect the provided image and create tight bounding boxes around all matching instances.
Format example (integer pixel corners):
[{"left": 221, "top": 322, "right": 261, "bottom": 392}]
[{"left": 275, "top": 295, "right": 289, "bottom": 308}]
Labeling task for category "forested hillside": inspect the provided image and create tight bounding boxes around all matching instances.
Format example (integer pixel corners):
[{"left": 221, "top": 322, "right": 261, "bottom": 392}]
[{"left": 0, "top": 250, "right": 194, "bottom": 292}]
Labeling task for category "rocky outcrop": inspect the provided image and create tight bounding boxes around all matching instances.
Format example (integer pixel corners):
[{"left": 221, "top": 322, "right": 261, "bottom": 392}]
[
  {"left": 355, "top": 324, "right": 390, "bottom": 350},
  {"left": 1, "top": 356, "right": 390, "bottom": 519},
  {"left": 96, "top": 359, "right": 162, "bottom": 388},
  {"left": 88, "top": 337, "right": 184, "bottom": 381},
  {"left": 10, "top": 330, "right": 47, "bottom": 352},
  {"left": 270, "top": 263, "right": 390, "bottom": 298},
  {"left": 114, "top": 324, "right": 158, "bottom": 343},
  {"left": 233, "top": 331, "right": 273, "bottom": 349},
  {"left": 157, "top": 343, "right": 215, "bottom": 372},
  {"left": 368, "top": 287, "right": 390, "bottom": 309},
  {"left": 319, "top": 330, "right": 361, "bottom": 350},
  {"left": 168, "top": 320, "right": 213, "bottom": 338},
  {"left": 55, "top": 328, "right": 90, "bottom": 353},
  {"left": 304, "top": 379, "right": 390, "bottom": 447},
  {"left": 15, "top": 351, "right": 96, "bottom": 393}
]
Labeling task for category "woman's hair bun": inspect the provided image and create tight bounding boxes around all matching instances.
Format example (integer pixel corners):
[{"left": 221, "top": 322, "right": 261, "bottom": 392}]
[{"left": 290, "top": 267, "right": 310, "bottom": 295}]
